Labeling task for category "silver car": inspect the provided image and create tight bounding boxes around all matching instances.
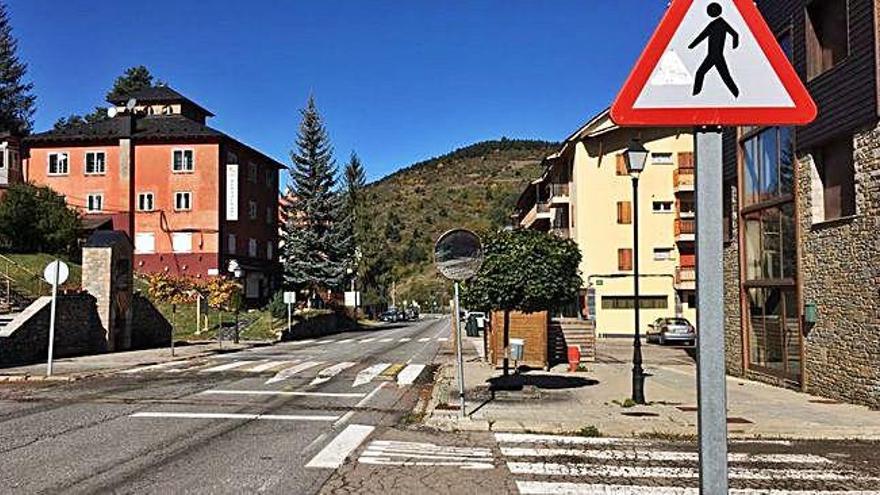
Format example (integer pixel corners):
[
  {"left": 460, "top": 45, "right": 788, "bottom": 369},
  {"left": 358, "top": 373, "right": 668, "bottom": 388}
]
[{"left": 647, "top": 317, "right": 696, "bottom": 346}]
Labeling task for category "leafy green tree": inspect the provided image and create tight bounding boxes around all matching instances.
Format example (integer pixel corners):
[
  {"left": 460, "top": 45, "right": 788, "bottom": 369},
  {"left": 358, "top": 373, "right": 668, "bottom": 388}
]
[
  {"left": 282, "top": 96, "right": 348, "bottom": 295},
  {"left": 0, "top": 2, "right": 35, "bottom": 133},
  {"left": 0, "top": 183, "right": 80, "bottom": 255},
  {"left": 53, "top": 65, "right": 161, "bottom": 130},
  {"left": 462, "top": 229, "right": 582, "bottom": 375}
]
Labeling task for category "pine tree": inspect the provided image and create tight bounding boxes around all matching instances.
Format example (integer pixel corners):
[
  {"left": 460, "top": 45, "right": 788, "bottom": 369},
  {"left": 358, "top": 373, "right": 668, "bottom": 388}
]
[
  {"left": 342, "top": 151, "right": 367, "bottom": 279},
  {"left": 0, "top": 2, "right": 35, "bottom": 133},
  {"left": 282, "top": 96, "right": 348, "bottom": 293}
]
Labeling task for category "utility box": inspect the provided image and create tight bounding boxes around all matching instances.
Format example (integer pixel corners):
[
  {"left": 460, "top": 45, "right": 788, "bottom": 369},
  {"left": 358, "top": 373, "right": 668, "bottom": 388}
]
[
  {"left": 509, "top": 338, "right": 525, "bottom": 361},
  {"left": 487, "top": 311, "right": 549, "bottom": 369}
]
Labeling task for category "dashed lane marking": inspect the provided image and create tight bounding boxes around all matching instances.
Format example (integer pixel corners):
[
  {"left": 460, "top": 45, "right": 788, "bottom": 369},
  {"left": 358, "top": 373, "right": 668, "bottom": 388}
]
[
  {"left": 246, "top": 360, "right": 295, "bottom": 373},
  {"left": 199, "top": 390, "right": 366, "bottom": 398},
  {"left": 119, "top": 361, "right": 187, "bottom": 374},
  {"left": 266, "top": 361, "right": 324, "bottom": 384},
  {"left": 352, "top": 363, "right": 391, "bottom": 387},
  {"left": 306, "top": 424, "right": 375, "bottom": 469},
  {"left": 396, "top": 364, "right": 426, "bottom": 386},
  {"left": 398, "top": 337, "right": 411, "bottom": 342},
  {"left": 199, "top": 360, "right": 257, "bottom": 373},
  {"left": 130, "top": 412, "right": 339, "bottom": 421},
  {"left": 379, "top": 338, "right": 394, "bottom": 343},
  {"left": 418, "top": 337, "right": 430, "bottom": 342},
  {"left": 359, "top": 338, "right": 376, "bottom": 343},
  {"left": 310, "top": 362, "right": 357, "bottom": 386}
]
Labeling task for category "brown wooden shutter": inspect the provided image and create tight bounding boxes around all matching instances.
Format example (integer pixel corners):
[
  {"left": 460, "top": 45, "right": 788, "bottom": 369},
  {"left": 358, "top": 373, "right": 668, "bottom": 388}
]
[
  {"left": 617, "top": 201, "right": 632, "bottom": 224},
  {"left": 618, "top": 248, "right": 633, "bottom": 271},
  {"left": 677, "top": 152, "right": 694, "bottom": 169},
  {"left": 616, "top": 154, "right": 628, "bottom": 175}
]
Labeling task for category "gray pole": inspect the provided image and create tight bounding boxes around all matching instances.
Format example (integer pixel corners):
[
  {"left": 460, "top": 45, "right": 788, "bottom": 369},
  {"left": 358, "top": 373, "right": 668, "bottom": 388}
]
[
  {"left": 287, "top": 301, "right": 292, "bottom": 336},
  {"left": 695, "top": 127, "right": 729, "bottom": 494},
  {"left": 453, "top": 282, "right": 466, "bottom": 418},
  {"left": 46, "top": 260, "right": 60, "bottom": 377},
  {"left": 631, "top": 176, "right": 646, "bottom": 404}
]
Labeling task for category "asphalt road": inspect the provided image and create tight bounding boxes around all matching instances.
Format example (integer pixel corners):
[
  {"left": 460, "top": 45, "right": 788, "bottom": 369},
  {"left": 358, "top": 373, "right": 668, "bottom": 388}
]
[{"left": 0, "top": 316, "right": 450, "bottom": 494}]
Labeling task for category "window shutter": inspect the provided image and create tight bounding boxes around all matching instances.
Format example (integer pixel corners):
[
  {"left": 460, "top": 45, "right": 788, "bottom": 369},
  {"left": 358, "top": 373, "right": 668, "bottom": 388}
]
[
  {"left": 616, "top": 154, "right": 628, "bottom": 176},
  {"left": 678, "top": 152, "right": 694, "bottom": 169},
  {"left": 618, "top": 248, "right": 633, "bottom": 271},
  {"left": 617, "top": 201, "right": 632, "bottom": 224}
]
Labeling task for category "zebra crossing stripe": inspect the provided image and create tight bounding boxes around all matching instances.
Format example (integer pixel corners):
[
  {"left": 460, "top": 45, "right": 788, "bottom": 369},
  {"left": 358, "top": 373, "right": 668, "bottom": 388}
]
[
  {"left": 246, "top": 361, "right": 295, "bottom": 373},
  {"left": 131, "top": 411, "right": 338, "bottom": 422},
  {"left": 495, "top": 433, "right": 649, "bottom": 446},
  {"left": 359, "top": 338, "right": 376, "bottom": 343},
  {"left": 506, "top": 462, "right": 873, "bottom": 481},
  {"left": 266, "top": 361, "right": 324, "bottom": 384},
  {"left": 352, "top": 363, "right": 391, "bottom": 387},
  {"left": 437, "top": 337, "right": 449, "bottom": 342},
  {"left": 500, "top": 447, "right": 832, "bottom": 465},
  {"left": 120, "top": 361, "right": 187, "bottom": 374},
  {"left": 288, "top": 339, "right": 316, "bottom": 345},
  {"left": 515, "top": 482, "right": 880, "bottom": 495},
  {"left": 396, "top": 364, "right": 426, "bottom": 385},
  {"left": 379, "top": 338, "right": 394, "bottom": 343},
  {"left": 337, "top": 339, "right": 355, "bottom": 344},
  {"left": 418, "top": 337, "right": 430, "bottom": 342},
  {"left": 399, "top": 337, "right": 411, "bottom": 342},
  {"left": 359, "top": 440, "right": 494, "bottom": 470},
  {"left": 199, "top": 360, "right": 255, "bottom": 373},
  {"left": 306, "top": 424, "right": 375, "bottom": 469},
  {"left": 310, "top": 362, "right": 357, "bottom": 386}
]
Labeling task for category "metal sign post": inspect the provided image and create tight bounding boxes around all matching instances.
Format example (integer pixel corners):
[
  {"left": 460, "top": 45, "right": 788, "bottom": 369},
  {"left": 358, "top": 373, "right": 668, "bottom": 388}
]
[
  {"left": 695, "top": 127, "right": 727, "bottom": 493},
  {"left": 43, "top": 260, "right": 69, "bottom": 377},
  {"left": 434, "top": 229, "right": 484, "bottom": 419},
  {"left": 284, "top": 291, "right": 296, "bottom": 336}
]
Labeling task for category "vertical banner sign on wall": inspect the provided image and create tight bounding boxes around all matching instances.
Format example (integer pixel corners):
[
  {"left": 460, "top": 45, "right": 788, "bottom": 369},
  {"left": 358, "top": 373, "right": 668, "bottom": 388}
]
[
  {"left": 610, "top": 1, "right": 816, "bottom": 494},
  {"left": 226, "top": 164, "right": 239, "bottom": 221}
]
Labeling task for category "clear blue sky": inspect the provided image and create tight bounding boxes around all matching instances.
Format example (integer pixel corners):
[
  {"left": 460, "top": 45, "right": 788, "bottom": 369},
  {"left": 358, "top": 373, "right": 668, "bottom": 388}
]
[{"left": 9, "top": 0, "right": 668, "bottom": 184}]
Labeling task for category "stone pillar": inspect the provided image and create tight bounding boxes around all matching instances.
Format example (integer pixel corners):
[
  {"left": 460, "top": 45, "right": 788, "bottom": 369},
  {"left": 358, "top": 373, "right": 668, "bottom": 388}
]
[{"left": 81, "top": 231, "right": 134, "bottom": 352}]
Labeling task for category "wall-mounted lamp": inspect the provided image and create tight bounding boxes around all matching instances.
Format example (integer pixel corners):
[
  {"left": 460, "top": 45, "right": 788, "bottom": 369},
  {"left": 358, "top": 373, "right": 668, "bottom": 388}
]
[{"left": 804, "top": 302, "right": 818, "bottom": 325}]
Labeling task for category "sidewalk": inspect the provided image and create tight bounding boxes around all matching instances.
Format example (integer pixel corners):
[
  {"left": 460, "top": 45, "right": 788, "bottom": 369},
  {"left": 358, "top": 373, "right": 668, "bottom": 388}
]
[
  {"left": 425, "top": 336, "right": 880, "bottom": 440},
  {"left": 0, "top": 341, "right": 260, "bottom": 382}
]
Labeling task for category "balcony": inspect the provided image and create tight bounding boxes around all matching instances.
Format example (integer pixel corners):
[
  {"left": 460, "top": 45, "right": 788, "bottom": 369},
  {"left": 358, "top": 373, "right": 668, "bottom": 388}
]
[
  {"left": 675, "top": 266, "right": 696, "bottom": 291},
  {"left": 551, "top": 226, "right": 571, "bottom": 239},
  {"left": 673, "top": 167, "right": 695, "bottom": 193},
  {"left": 548, "top": 183, "right": 570, "bottom": 206},
  {"left": 521, "top": 201, "right": 552, "bottom": 229},
  {"left": 674, "top": 218, "right": 695, "bottom": 243}
]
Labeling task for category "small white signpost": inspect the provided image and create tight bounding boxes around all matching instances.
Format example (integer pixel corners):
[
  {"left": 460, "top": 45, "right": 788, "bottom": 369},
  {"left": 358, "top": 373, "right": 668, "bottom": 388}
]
[
  {"left": 43, "top": 260, "right": 69, "bottom": 377},
  {"left": 283, "top": 291, "right": 296, "bottom": 335}
]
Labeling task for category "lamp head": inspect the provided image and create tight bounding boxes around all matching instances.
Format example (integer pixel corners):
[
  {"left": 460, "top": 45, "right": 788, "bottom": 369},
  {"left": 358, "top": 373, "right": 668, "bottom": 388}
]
[{"left": 624, "top": 139, "right": 649, "bottom": 178}]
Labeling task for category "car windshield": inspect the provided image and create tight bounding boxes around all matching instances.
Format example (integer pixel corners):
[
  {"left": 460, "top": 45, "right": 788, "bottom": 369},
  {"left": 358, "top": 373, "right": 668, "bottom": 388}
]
[{"left": 666, "top": 318, "right": 690, "bottom": 325}]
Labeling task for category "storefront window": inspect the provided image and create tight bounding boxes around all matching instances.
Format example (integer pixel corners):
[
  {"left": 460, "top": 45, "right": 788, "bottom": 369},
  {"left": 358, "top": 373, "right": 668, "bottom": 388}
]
[{"left": 743, "top": 127, "right": 793, "bottom": 206}]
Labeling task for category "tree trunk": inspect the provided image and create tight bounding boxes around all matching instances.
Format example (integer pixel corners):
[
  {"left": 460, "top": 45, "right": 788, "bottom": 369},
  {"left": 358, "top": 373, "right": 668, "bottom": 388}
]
[{"left": 502, "top": 309, "right": 510, "bottom": 376}]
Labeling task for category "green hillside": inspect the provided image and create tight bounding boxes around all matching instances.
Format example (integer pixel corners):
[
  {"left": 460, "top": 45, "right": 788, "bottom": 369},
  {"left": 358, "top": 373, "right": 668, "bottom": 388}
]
[{"left": 361, "top": 138, "right": 557, "bottom": 310}]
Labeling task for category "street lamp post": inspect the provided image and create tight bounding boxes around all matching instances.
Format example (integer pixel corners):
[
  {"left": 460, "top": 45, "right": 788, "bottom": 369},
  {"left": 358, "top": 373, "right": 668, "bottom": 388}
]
[
  {"left": 625, "top": 139, "right": 649, "bottom": 405},
  {"left": 227, "top": 260, "right": 244, "bottom": 344}
]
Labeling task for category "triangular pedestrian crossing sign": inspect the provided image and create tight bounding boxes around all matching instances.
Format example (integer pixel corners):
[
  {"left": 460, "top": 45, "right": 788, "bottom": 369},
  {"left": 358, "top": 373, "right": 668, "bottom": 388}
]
[{"left": 611, "top": 0, "right": 816, "bottom": 126}]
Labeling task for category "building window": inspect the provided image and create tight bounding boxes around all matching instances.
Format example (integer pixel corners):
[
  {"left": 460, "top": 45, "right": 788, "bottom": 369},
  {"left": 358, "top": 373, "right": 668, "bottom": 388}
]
[
  {"left": 805, "top": 0, "right": 849, "bottom": 80},
  {"left": 227, "top": 234, "right": 237, "bottom": 254},
  {"left": 653, "top": 247, "right": 674, "bottom": 261},
  {"left": 615, "top": 154, "right": 628, "bottom": 176},
  {"left": 812, "top": 136, "right": 856, "bottom": 222},
  {"left": 617, "top": 201, "right": 632, "bottom": 224},
  {"left": 172, "top": 232, "right": 192, "bottom": 253},
  {"left": 137, "top": 192, "right": 154, "bottom": 212},
  {"left": 135, "top": 233, "right": 155, "bottom": 253},
  {"left": 248, "top": 238, "right": 258, "bottom": 257},
  {"left": 601, "top": 296, "right": 668, "bottom": 310},
  {"left": 722, "top": 180, "right": 734, "bottom": 243},
  {"left": 266, "top": 243, "right": 273, "bottom": 260},
  {"left": 651, "top": 152, "right": 674, "bottom": 165},
  {"left": 266, "top": 206, "right": 273, "bottom": 225},
  {"left": 226, "top": 151, "right": 238, "bottom": 164},
  {"left": 248, "top": 162, "right": 258, "bottom": 183},
  {"left": 85, "top": 151, "right": 106, "bottom": 175},
  {"left": 618, "top": 248, "right": 633, "bottom": 271},
  {"left": 174, "top": 192, "right": 192, "bottom": 211},
  {"left": 248, "top": 200, "right": 258, "bottom": 219},
  {"left": 172, "top": 149, "right": 195, "bottom": 172},
  {"left": 265, "top": 169, "right": 274, "bottom": 188},
  {"left": 652, "top": 201, "right": 673, "bottom": 213},
  {"left": 48, "top": 152, "right": 69, "bottom": 175},
  {"left": 86, "top": 193, "right": 103, "bottom": 213},
  {"left": 743, "top": 127, "right": 794, "bottom": 206}
]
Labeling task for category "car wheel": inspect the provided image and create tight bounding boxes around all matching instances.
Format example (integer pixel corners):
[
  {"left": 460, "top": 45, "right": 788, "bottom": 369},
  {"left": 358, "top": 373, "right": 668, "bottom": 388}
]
[{"left": 658, "top": 335, "right": 666, "bottom": 346}]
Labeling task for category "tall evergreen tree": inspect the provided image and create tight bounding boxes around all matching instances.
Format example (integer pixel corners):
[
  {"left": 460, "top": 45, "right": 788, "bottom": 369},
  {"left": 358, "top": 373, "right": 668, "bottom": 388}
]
[
  {"left": 282, "top": 96, "right": 348, "bottom": 293},
  {"left": 0, "top": 2, "right": 35, "bottom": 133},
  {"left": 342, "top": 151, "right": 367, "bottom": 278}
]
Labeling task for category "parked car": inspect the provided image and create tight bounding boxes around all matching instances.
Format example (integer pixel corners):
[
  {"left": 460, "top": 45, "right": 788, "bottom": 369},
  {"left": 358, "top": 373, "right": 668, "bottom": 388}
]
[
  {"left": 647, "top": 317, "right": 696, "bottom": 346},
  {"left": 379, "top": 310, "right": 400, "bottom": 323}
]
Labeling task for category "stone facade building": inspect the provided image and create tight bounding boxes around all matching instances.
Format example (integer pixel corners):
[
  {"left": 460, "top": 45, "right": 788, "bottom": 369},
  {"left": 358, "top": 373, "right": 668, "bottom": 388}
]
[{"left": 722, "top": 0, "right": 880, "bottom": 407}]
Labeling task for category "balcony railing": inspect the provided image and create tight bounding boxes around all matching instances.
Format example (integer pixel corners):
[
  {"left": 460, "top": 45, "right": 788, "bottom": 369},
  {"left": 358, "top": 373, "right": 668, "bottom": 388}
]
[
  {"left": 550, "top": 183, "right": 570, "bottom": 198},
  {"left": 675, "top": 266, "right": 696, "bottom": 290},
  {"left": 673, "top": 168, "right": 695, "bottom": 192},
  {"left": 675, "top": 218, "right": 696, "bottom": 238}
]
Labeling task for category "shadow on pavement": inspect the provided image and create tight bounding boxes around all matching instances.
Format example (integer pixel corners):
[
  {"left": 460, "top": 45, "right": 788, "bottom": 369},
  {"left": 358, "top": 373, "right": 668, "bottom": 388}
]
[{"left": 487, "top": 373, "right": 600, "bottom": 392}]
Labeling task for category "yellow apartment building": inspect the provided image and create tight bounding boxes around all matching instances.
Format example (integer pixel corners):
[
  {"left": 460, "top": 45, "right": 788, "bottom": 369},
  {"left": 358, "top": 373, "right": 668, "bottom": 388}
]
[{"left": 516, "top": 109, "right": 696, "bottom": 337}]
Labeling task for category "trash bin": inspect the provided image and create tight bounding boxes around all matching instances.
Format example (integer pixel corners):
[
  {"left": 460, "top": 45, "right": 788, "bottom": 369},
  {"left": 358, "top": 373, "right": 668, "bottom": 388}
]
[
  {"left": 509, "top": 338, "right": 525, "bottom": 362},
  {"left": 465, "top": 315, "right": 479, "bottom": 337}
]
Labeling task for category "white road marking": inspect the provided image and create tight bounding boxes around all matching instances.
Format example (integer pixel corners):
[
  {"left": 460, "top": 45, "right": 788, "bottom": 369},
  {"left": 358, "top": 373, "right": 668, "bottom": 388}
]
[
  {"left": 359, "top": 338, "right": 376, "bottom": 343},
  {"left": 337, "top": 339, "right": 355, "bottom": 344},
  {"left": 288, "top": 339, "right": 316, "bottom": 346},
  {"left": 506, "top": 462, "right": 873, "bottom": 481},
  {"left": 359, "top": 457, "right": 495, "bottom": 469},
  {"left": 515, "top": 482, "right": 880, "bottom": 495},
  {"left": 500, "top": 447, "right": 832, "bottom": 465},
  {"left": 200, "top": 390, "right": 365, "bottom": 398},
  {"left": 120, "top": 361, "right": 187, "bottom": 374},
  {"left": 418, "top": 337, "right": 430, "bottom": 342},
  {"left": 359, "top": 440, "right": 494, "bottom": 470},
  {"left": 199, "top": 360, "right": 254, "bottom": 373},
  {"left": 266, "top": 361, "right": 324, "bottom": 384},
  {"left": 495, "top": 433, "right": 649, "bottom": 446},
  {"left": 396, "top": 364, "right": 426, "bottom": 385},
  {"left": 332, "top": 411, "right": 355, "bottom": 428},
  {"left": 437, "top": 337, "right": 449, "bottom": 342},
  {"left": 355, "top": 383, "right": 387, "bottom": 407},
  {"left": 352, "top": 363, "right": 391, "bottom": 387},
  {"left": 130, "top": 412, "right": 338, "bottom": 421},
  {"left": 246, "top": 360, "right": 294, "bottom": 373},
  {"left": 378, "top": 338, "right": 393, "bottom": 342},
  {"left": 310, "top": 362, "right": 357, "bottom": 386},
  {"left": 398, "top": 337, "right": 411, "bottom": 342},
  {"left": 315, "top": 339, "right": 336, "bottom": 344},
  {"left": 305, "top": 424, "right": 375, "bottom": 469}
]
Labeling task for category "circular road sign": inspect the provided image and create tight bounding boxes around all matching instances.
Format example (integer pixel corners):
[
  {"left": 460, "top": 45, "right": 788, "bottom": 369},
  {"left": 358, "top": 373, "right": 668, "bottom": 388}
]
[
  {"left": 43, "top": 260, "right": 70, "bottom": 286},
  {"left": 434, "top": 229, "right": 483, "bottom": 281}
]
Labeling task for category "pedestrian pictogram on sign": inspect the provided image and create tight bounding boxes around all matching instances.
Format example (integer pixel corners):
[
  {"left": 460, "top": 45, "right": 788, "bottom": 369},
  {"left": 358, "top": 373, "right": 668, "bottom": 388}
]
[{"left": 611, "top": 0, "right": 817, "bottom": 126}]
